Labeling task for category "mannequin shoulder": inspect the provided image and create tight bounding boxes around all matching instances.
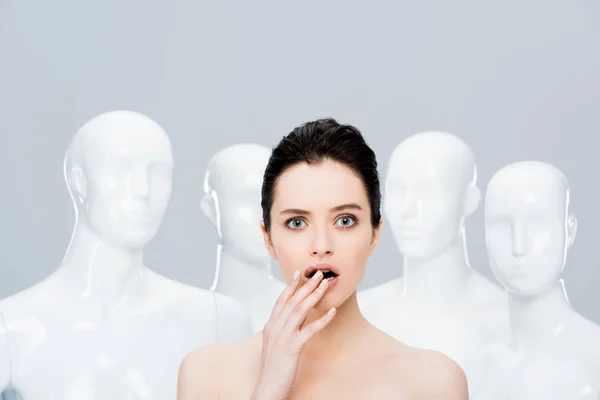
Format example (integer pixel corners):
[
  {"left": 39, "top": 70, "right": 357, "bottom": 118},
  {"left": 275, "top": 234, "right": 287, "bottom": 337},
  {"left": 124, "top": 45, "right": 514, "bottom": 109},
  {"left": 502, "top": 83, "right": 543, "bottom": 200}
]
[
  {"left": 177, "top": 333, "right": 261, "bottom": 398},
  {"left": 213, "top": 292, "right": 254, "bottom": 343},
  {"left": 0, "top": 280, "right": 59, "bottom": 322},
  {"left": 407, "top": 349, "right": 468, "bottom": 399},
  {"left": 0, "top": 310, "right": 10, "bottom": 389}
]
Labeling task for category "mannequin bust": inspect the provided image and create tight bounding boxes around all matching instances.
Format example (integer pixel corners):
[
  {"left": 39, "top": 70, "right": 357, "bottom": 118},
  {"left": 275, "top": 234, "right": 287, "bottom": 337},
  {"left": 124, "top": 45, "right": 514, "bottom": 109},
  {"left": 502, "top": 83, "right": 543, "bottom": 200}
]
[
  {"left": 0, "top": 111, "right": 252, "bottom": 399},
  {"left": 0, "top": 312, "right": 9, "bottom": 394},
  {"left": 468, "top": 161, "right": 600, "bottom": 399},
  {"left": 201, "top": 144, "right": 285, "bottom": 332},
  {"left": 358, "top": 131, "right": 509, "bottom": 367}
]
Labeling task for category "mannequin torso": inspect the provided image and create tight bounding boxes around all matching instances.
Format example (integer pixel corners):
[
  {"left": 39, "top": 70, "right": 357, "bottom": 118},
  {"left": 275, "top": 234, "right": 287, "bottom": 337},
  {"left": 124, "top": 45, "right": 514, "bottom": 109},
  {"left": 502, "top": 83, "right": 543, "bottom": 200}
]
[{"left": 0, "top": 267, "right": 249, "bottom": 399}]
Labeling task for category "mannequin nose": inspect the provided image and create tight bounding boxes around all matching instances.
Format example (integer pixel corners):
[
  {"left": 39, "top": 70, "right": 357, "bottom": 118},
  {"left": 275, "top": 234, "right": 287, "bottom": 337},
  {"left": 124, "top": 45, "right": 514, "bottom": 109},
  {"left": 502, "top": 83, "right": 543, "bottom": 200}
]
[
  {"left": 512, "top": 223, "right": 526, "bottom": 257},
  {"left": 401, "top": 191, "right": 418, "bottom": 216},
  {"left": 130, "top": 170, "right": 150, "bottom": 198}
]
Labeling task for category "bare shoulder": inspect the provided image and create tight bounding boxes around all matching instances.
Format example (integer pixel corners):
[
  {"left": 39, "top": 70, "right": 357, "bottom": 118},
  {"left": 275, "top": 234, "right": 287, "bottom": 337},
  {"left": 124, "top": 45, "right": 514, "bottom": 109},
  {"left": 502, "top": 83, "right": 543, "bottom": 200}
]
[
  {"left": 368, "top": 330, "right": 467, "bottom": 399},
  {"left": 177, "top": 333, "right": 262, "bottom": 399},
  {"left": 408, "top": 348, "right": 468, "bottom": 399}
]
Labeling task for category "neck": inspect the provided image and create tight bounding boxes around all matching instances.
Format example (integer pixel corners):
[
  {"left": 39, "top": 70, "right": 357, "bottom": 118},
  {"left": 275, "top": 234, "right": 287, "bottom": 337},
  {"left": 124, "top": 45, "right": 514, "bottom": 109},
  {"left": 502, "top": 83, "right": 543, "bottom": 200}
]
[
  {"left": 211, "top": 245, "right": 276, "bottom": 297},
  {"left": 401, "top": 230, "right": 471, "bottom": 301},
  {"left": 508, "top": 280, "right": 572, "bottom": 352},
  {"left": 299, "top": 292, "right": 371, "bottom": 364},
  {"left": 55, "top": 220, "right": 148, "bottom": 310}
]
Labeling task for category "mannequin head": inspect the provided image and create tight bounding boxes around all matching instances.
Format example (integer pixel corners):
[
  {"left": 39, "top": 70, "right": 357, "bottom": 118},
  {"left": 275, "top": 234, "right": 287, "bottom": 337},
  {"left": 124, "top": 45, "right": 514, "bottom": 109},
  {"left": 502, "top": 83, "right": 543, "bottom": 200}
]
[
  {"left": 201, "top": 143, "right": 272, "bottom": 264},
  {"left": 64, "top": 110, "right": 173, "bottom": 250},
  {"left": 261, "top": 118, "right": 382, "bottom": 311},
  {"left": 384, "top": 131, "right": 480, "bottom": 259},
  {"left": 485, "top": 161, "right": 577, "bottom": 296}
]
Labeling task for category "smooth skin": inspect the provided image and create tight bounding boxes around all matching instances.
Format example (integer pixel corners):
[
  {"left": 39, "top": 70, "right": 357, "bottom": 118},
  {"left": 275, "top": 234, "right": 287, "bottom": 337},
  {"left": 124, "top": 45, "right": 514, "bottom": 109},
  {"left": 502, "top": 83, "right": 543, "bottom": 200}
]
[{"left": 177, "top": 160, "right": 468, "bottom": 399}]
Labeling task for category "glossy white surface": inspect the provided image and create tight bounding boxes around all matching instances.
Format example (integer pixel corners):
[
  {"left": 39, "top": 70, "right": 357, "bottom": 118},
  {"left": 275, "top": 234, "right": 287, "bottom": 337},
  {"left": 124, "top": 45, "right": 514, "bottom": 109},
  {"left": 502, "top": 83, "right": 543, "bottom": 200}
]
[
  {"left": 0, "top": 312, "right": 9, "bottom": 392},
  {"left": 468, "top": 161, "right": 600, "bottom": 399},
  {"left": 358, "top": 131, "right": 509, "bottom": 367},
  {"left": 0, "top": 111, "right": 252, "bottom": 399},
  {"left": 201, "top": 143, "right": 285, "bottom": 332}
]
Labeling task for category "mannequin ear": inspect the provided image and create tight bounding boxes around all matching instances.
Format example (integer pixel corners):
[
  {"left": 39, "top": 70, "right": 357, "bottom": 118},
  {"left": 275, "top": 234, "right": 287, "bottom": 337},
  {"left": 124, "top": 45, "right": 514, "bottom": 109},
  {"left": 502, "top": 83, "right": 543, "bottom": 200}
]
[
  {"left": 260, "top": 221, "right": 277, "bottom": 260},
  {"left": 68, "top": 166, "right": 87, "bottom": 203},
  {"left": 464, "top": 184, "right": 481, "bottom": 216},
  {"left": 567, "top": 215, "right": 577, "bottom": 248},
  {"left": 200, "top": 192, "right": 217, "bottom": 227}
]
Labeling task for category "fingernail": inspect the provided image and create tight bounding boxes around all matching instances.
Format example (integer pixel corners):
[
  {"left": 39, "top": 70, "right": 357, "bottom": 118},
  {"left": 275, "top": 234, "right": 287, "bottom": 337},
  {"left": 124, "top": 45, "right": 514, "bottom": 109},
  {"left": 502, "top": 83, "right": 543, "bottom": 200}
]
[
  {"left": 327, "top": 307, "right": 336, "bottom": 316},
  {"left": 312, "top": 270, "right": 322, "bottom": 280},
  {"left": 293, "top": 270, "right": 300, "bottom": 280},
  {"left": 319, "top": 279, "right": 328, "bottom": 288}
]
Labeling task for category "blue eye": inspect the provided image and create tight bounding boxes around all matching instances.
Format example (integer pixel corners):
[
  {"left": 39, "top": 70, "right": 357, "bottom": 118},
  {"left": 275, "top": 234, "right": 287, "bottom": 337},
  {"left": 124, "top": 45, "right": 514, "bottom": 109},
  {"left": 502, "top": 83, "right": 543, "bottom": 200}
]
[
  {"left": 287, "top": 218, "right": 306, "bottom": 230},
  {"left": 336, "top": 215, "right": 356, "bottom": 228}
]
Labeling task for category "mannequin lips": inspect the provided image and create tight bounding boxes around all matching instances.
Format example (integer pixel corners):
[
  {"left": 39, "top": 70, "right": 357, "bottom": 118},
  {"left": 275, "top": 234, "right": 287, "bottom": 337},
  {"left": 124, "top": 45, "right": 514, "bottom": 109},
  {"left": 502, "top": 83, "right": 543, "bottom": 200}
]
[
  {"left": 126, "top": 212, "right": 152, "bottom": 222},
  {"left": 397, "top": 227, "right": 420, "bottom": 239}
]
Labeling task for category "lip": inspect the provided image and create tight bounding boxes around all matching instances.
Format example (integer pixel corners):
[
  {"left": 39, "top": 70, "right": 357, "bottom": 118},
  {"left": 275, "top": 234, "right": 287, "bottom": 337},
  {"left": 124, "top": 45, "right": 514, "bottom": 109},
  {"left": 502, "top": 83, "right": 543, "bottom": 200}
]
[
  {"left": 127, "top": 213, "right": 151, "bottom": 222},
  {"left": 304, "top": 263, "right": 340, "bottom": 279},
  {"left": 324, "top": 275, "right": 340, "bottom": 289},
  {"left": 508, "top": 269, "right": 530, "bottom": 277}
]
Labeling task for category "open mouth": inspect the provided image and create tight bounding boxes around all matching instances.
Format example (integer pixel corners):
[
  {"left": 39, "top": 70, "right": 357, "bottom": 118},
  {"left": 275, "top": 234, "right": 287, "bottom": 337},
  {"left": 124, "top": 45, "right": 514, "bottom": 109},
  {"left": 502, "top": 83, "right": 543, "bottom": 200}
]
[{"left": 304, "top": 264, "right": 340, "bottom": 280}]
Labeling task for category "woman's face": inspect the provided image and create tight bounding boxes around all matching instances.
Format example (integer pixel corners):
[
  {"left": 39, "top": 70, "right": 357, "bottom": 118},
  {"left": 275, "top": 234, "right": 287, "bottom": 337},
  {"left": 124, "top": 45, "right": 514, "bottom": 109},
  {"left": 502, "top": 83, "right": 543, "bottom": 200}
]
[{"left": 261, "top": 159, "right": 381, "bottom": 311}]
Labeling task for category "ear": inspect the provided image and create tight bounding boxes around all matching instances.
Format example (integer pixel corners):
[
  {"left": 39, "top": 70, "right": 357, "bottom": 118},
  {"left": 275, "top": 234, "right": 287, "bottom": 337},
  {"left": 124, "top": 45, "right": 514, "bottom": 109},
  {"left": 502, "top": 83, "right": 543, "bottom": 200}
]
[
  {"left": 200, "top": 192, "right": 217, "bottom": 227},
  {"left": 567, "top": 215, "right": 577, "bottom": 248},
  {"left": 368, "top": 218, "right": 383, "bottom": 257},
  {"left": 68, "top": 166, "right": 87, "bottom": 203},
  {"left": 260, "top": 221, "right": 277, "bottom": 260},
  {"left": 464, "top": 184, "right": 481, "bottom": 216}
]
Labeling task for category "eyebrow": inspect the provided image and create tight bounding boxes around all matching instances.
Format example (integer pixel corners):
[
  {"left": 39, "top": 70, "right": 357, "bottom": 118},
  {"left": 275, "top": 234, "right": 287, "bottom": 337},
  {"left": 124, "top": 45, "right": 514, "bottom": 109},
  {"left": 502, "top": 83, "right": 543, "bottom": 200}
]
[{"left": 279, "top": 202, "right": 363, "bottom": 216}]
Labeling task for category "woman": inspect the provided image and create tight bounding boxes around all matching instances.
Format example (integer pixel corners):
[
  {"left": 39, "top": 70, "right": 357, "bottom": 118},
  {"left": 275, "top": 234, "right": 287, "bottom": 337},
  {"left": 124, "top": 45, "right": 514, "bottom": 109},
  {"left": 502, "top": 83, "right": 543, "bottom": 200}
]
[{"left": 177, "top": 118, "right": 468, "bottom": 399}]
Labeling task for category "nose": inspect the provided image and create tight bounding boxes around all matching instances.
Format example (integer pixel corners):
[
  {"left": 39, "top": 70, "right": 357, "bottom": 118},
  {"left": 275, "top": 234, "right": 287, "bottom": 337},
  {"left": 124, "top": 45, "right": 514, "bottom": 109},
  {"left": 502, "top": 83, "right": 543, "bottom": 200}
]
[
  {"left": 512, "top": 222, "right": 526, "bottom": 257},
  {"left": 310, "top": 225, "right": 333, "bottom": 258},
  {"left": 401, "top": 189, "right": 418, "bottom": 217},
  {"left": 130, "top": 168, "right": 150, "bottom": 198}
]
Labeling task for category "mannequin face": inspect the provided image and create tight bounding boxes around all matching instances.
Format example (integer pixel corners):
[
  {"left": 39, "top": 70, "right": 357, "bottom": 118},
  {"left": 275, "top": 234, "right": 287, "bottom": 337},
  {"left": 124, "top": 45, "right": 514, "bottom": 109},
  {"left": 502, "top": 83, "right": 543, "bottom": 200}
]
[
  {"left": 202, "top": 146, "right": 271, "bottom": 264},
  {"left": 217, "top": 180, "right": 271, "bottom": 263},
  {"left": 486, "top": 177, "right": 574, "bottom": 296},
  {"left": 384, "top": 152, "right": 468, "bottom": 259},
  {"left": 262, "top": 160, "right": 381, "bottom": 311},
  {"left": 81, "top": 132, "right": 173, "bottom": 249}
]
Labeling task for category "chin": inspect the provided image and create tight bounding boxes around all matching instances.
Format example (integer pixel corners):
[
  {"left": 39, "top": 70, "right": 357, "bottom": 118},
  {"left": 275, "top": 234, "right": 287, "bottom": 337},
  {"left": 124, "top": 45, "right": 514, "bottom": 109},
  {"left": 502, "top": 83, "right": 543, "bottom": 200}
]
[
  {"left": 315, "top": 289, "right": 351, "bottom": 311},
  {"left": 398, "top": 244, "right": 434, "bottom": 259}
]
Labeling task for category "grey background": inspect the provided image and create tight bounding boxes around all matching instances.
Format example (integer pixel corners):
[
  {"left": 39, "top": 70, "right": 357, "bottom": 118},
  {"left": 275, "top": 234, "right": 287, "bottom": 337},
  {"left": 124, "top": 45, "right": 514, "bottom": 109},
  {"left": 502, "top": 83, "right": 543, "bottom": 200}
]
[{"left": 1, "top": 0, "right": 599, "bottom": 327}]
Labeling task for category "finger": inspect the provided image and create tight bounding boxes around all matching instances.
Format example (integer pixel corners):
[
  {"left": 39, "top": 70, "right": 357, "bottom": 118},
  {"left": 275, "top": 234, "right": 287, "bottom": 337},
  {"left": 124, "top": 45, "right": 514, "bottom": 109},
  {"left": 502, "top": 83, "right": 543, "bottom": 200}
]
[
  {"left": 269, "top": 269, "right": 301, "bottom": 319},
  {"left": 291, "top": 307, "right": 337, "bottom": 349},
  {"left": 282, "top": 277, "right": 330, "bottom": 335},
  {"left": 270, "top": 270, "right": 325, "bottom": 333}
]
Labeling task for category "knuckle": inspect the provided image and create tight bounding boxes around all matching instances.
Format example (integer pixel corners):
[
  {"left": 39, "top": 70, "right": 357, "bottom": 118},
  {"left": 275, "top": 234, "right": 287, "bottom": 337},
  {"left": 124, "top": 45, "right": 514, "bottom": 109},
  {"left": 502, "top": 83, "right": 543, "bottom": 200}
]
[
  {"left": 292, "top": 304, "right": 309, "bottom": 318},
  {"left": 263, "top": 325, "right": 273, "bottom": 338}
]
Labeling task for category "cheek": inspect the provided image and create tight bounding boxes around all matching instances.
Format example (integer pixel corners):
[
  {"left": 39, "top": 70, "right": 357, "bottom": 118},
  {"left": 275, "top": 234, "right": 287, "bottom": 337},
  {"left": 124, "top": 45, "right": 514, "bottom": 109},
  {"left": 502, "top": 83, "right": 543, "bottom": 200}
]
[
  {"left": 335, "top": 229, "right": 373, "bottom": 274},
  {"left": 271, "top": 233, "right": 306, "bottom": 279}
]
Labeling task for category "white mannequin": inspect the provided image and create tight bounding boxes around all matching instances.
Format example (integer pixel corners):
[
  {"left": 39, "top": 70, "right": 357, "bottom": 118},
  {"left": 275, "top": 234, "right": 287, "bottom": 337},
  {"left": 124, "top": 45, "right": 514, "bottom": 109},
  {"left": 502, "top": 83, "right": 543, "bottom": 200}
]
[
  {"left": 358, "top": 131, "right": 509, "bottom": 367},
  {"left": 468, "top": 161, "right": 600, "bottom": 399},
  {"left": 201, "top": 144, "right": 285, "bottom": 332},
  {"left": 0, "top": 312, "right": 9, "bottom": 394},
  {"left": 0, "top": 110, "right": 252, "bottom": 399}
]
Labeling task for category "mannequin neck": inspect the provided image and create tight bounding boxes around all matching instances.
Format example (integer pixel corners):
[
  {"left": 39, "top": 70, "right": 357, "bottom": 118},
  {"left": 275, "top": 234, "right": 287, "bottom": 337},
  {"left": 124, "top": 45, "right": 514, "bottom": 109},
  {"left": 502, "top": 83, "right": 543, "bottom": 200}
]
[
  {"left": 211, "top": 245, "right": 277, "bottom": 299},
  {"left": 401, "top": 230, "right": 471, "bottom": 302},
  {"left": 508, "top": 280, "right": 572, "bottom": 352},
  {"left": 55, "top": 219, "right": 148, "bottom": 310}
]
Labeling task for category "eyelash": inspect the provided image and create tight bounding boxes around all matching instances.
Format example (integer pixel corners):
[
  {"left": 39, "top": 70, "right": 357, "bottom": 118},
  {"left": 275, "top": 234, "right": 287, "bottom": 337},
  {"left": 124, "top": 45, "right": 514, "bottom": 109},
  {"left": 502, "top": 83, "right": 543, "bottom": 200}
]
[{"left": 284, "top": 214, "right": 359, "bottom": 231}]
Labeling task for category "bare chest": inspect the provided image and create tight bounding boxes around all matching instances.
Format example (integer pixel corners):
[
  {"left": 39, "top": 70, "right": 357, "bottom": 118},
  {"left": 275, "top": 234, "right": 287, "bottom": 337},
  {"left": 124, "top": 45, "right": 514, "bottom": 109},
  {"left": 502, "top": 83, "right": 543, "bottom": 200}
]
[{"left": 286, "top": 364, "right": 409, "bottom": 400}]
